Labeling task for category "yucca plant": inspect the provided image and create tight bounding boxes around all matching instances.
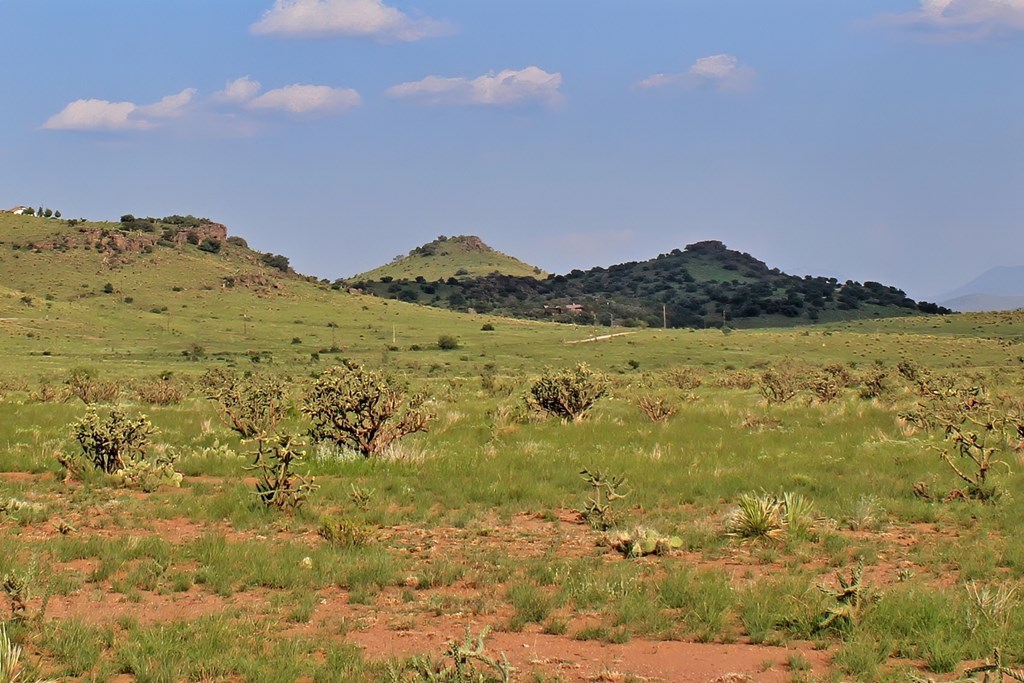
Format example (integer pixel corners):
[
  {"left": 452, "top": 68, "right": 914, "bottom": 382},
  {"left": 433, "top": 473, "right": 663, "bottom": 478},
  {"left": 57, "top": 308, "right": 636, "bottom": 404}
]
[
  {"left": 0, "top": 624, "right": 18, "bottom": 683},
  {"left": 781, "top": 491, "right": 816, "bottom": 536},
  {"left": 725, "top": 492, "right": 785, "bottom": 541},
  {"left": 0, "top": 623, "right": 55, "bottom": 683},
  {"left": 726, "top": 491, "right": 816, "bottom": 541}
]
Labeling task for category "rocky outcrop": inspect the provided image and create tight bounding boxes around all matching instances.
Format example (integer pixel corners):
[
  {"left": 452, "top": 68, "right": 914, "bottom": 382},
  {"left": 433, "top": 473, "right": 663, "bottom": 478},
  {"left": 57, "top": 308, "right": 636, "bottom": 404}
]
[{"left": 21, "top": 222, "right": 230, "bottom": 269}]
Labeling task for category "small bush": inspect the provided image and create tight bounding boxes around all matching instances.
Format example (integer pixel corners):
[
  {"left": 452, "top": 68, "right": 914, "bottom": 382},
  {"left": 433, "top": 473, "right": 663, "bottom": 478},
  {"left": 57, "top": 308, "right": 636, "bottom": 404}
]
[{"left": 437, "top": 334, "right": 460, "bottom": 350}]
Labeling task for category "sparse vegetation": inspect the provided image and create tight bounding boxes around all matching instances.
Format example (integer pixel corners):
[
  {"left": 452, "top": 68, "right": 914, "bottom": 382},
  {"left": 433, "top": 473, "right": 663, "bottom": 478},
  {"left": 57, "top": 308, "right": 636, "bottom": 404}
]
[{"left": 1, "top": 209, "right": 1023, "bottom": 681}]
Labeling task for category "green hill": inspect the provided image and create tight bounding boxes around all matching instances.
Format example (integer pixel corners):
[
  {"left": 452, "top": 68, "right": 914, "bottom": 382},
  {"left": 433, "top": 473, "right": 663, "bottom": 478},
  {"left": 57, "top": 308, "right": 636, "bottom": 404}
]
[
  {"left": 352, "top": 234, "right": 546, "bottom": 282},
  {"left": 351, "top": 239, "right": 950, "bottom": 328}
]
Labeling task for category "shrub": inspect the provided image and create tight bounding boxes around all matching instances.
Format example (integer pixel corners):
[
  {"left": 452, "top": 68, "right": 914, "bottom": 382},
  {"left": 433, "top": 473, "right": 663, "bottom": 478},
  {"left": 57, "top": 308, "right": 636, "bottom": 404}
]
[
  {"left": 758, "top": 367, "right": 798, "bottom": 404},
  {"left": 858, "top": 368, "right": 888, "bottom": 399},
  {"left": 481, "top": 323, "right": 495, "bottom": 331},
  {"left": 65, "top": 368, "right": 119, "bottom": 404},
  {"left": 261, "top": 253, "right": 290, "bottom": 272},
  {"left": 134, "top": 377, "right": 186, "bottom": 405},
  {"left": 197, "top": 238, "right": 222, "bottom": 254},
  {"left": 528, "top": 363, "right": 607, "bottom": 422},
  {"left": 302, "top": 361, "right": 432, "bottom": 457},
  {"left": 666, "top": 366, "right": 703, "bottom": 390},
  {"left": 437, "top": 334, "right": 460, "bottom": 350},
  {"left": 810, "top": 365, "right": 846, "bottom": 403}
]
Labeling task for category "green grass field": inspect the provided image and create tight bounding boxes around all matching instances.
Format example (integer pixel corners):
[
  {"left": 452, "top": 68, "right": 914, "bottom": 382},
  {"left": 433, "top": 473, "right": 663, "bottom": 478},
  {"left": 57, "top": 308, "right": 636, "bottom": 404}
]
[{"left": 2, "top": 214, "right": 1024, "bottom": 682}]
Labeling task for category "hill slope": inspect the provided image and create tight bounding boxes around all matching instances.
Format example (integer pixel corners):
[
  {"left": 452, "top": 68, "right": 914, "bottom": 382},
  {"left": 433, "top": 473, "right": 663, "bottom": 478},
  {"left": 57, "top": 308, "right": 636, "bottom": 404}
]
[
  {"left": 352, "top": 239, "right": 949, "bottom": 328},
  {"left": 353, "top": 235, "right": 546, "bottom": 282}
]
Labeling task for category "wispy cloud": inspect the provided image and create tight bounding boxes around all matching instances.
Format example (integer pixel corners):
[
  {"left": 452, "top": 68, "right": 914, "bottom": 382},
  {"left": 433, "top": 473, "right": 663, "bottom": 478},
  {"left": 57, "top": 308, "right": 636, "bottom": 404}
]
[
  {"left": 387, "top": 67, "right": 564, "bottom": 108},
  {"left": 43, "top": 88, "right": 197, "bottom": 131},
  {"left": 44, "top": 79, "right": 360, "bottom": 133},
  {"left": 136, "top": 89, "right": 197, "bottom": 119},
  {"left": 215, "top": 76, "right": 263, "bottom": 104},
  {"left": 251, "top": 0, "right": 453, "bottom": 41},
  {"left": 247, "top": 84, "right": 362, "bottom": 114},
  {"left": 876, "top": 0, "right": 1024, "bottom": 40},
  {"left": 634, "top": 54, "right": 755, "bottom": 92}
]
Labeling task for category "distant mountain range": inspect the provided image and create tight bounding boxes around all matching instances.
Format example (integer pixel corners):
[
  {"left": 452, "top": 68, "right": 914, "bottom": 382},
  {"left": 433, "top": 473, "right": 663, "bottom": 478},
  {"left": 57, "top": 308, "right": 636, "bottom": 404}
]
[
  {"left": 939, "top": 266, "right": 1024, "bottom": 312},
  {"left": 349, "top": 237, "right": 950, "bottom": 329}
]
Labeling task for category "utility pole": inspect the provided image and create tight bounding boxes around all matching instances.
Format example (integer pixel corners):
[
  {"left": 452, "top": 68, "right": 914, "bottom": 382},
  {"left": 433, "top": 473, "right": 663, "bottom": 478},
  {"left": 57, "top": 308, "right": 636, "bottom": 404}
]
[{"left": 663, "top": 304, "right": 667, "bottom": 329}]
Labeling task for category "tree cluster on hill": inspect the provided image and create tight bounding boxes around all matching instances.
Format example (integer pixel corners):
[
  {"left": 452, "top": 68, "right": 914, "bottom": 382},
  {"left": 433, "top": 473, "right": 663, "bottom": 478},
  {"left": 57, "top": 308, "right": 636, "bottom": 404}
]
[
  {"left": 350, "top": 240, "right": 950, "bottom": 328},
  {"left": 18, "top": 207, "right": 61, "bottom": 218}
]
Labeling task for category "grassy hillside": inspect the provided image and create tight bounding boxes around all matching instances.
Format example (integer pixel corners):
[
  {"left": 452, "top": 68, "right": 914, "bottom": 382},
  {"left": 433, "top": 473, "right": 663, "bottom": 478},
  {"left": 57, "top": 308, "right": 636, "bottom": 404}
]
[
  {"left": 352, "top": 234, "right": 546, "bottom": 281},
  {"left": 0, "top": 214, "right": 1008, "bottom": 383},
  {"left": 353, "top": 239, "right": 950, "bottom": 329}
]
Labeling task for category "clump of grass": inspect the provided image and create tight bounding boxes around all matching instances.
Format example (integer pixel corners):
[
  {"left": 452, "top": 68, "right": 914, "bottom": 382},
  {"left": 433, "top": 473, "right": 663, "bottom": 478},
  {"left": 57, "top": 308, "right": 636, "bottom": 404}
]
[
  {"left": 507, "top": 582, "right": 557, "bottom": 631},
  {"left": 318, "top": 516, "right": 372, "bottom": 548}
]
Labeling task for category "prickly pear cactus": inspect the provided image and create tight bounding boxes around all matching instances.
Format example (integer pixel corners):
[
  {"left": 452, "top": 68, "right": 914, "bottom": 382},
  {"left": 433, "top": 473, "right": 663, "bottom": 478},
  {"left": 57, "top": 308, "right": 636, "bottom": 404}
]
[{"left": 606, "top": 527, "right": 683, "bottom": 558}]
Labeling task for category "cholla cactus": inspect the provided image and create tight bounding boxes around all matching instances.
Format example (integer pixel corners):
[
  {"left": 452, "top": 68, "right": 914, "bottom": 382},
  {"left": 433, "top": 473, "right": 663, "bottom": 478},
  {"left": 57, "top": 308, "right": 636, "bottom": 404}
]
[
  {"left": 528, "top": 363, "right": 607, "bottom": 422},
  {"left": 72, "top": 408, "right": 153, "bottom": 473},
  {"left": 303, "top": 361, "right": 431, "bottom": 457}
]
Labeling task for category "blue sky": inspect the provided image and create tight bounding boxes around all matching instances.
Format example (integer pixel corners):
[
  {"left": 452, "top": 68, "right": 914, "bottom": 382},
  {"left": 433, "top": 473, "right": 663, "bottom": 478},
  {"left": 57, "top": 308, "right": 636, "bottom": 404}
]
[{"left": 2, "top": 0, "right": 1022, "bottom": 300}]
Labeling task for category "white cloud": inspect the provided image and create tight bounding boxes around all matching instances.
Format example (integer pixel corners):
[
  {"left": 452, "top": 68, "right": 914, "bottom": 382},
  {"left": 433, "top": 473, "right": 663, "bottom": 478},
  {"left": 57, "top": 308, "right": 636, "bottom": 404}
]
[
  {"left": 44, "top": 79, "right": 360, "bottom": 132},
  {"left": 136, "top": 88, "right": 197, "bottom": 119},
  {"left": 216, "top": 76, "right": 263, "bottom": 104},
  {"left": 43, "top": 99, "right": 144, "bottom": 131},
  {"left": 635, "top": 54, "right": 755, "bottom": 92},
  {"left": 387, "top": 66, "right": 564, "bottom": 108},
  {"left": 878, "top": 0, "right": 1024, "bottom": 39},
  {"left": 246, "top": 84, "right": 362, "bottom": 114},
  {"left": 251, "top": 0, "right": 452, "bottom": 41}
]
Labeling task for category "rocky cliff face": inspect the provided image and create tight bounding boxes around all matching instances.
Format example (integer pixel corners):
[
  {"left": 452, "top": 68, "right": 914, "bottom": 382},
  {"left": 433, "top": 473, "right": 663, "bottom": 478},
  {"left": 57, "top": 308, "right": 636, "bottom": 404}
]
[{"left": 24, "top": 222, "right": 228, "bottom": 263}]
